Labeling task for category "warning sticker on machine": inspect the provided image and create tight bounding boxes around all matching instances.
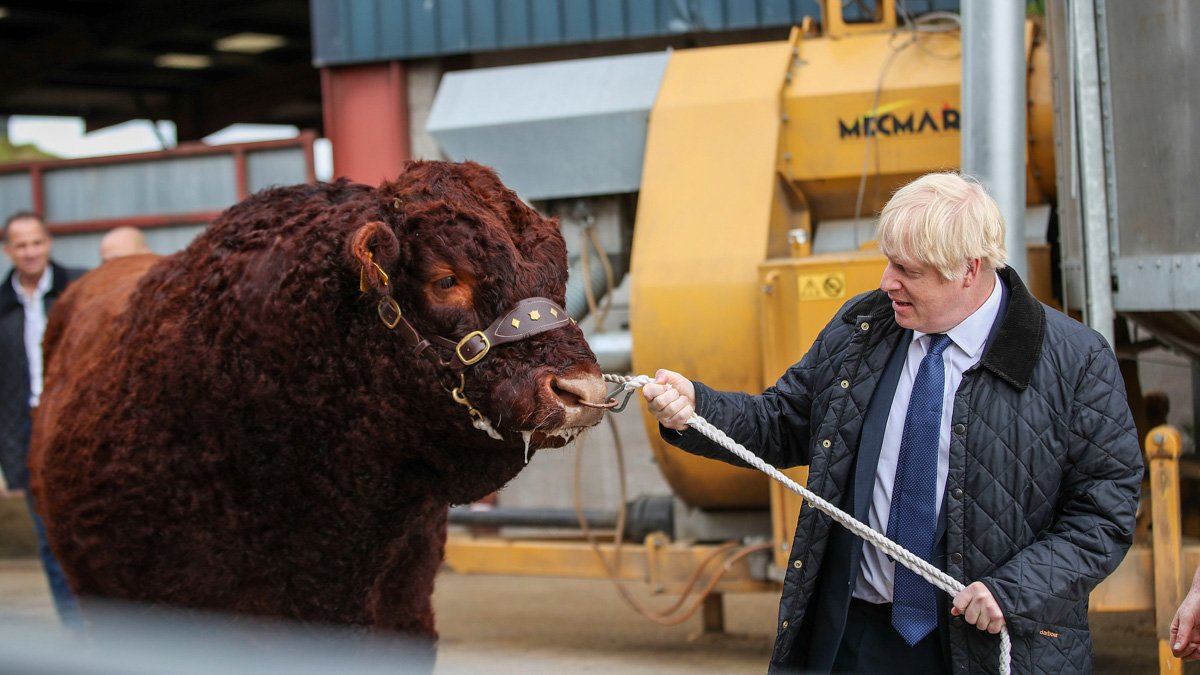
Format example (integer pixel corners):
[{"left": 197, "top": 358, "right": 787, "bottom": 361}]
[{"left": 797, "top": 272, "right": 846, "bottom": 301}]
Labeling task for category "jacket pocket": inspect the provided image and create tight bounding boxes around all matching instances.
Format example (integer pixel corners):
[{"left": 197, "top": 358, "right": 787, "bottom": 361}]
[{"left": 1025, "top": 623, "right": 1092, "bottom": 675}]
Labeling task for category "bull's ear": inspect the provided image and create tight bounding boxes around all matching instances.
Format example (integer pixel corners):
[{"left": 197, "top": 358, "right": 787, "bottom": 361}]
[{"left": 349, "top": 221, "right": 399, "bottom": 294}]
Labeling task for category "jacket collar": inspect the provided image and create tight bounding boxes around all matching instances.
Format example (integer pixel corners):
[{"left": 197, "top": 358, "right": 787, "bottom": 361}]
[
  {"left": 841, "top": 266, "right": 1045, "bottom": 391},
  {"left": 978, "top": 267, "right": 1044, "bottom": 390},
  {"left": 0, "top": 261, "right": 76, "bottom": 314}
]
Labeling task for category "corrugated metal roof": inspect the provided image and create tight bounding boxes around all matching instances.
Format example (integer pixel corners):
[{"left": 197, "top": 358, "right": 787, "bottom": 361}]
[{"left": 311, "top": 0, "right": 825, "bottom": 65}]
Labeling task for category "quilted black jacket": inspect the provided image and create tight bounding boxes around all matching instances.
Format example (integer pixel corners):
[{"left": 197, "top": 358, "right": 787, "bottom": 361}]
[{"left": 669, "top": 268, "right": 1142, "bottom": 674}]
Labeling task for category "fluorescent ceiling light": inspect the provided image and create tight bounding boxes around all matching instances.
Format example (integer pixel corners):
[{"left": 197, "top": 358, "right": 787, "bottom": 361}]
[
  {"left": 155, "top": 53, "right": 213, "bottom": 70},
  {"left": 0, "top": 8, "right": 9, "bottom": 20},
  {"left": 215, "top": 32, "right": 286, "bottom": 54}
]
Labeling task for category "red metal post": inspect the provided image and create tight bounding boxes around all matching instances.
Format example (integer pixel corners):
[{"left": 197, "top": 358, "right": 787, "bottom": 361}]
[
  {"left": 299, "top": 129, "right": 318, "bottom": 184},
  {"left": 29, "top": 166, "right": 45, "bottom": 216},
  {"left": 320, "top": 61, "right": 411, "bottom": 186},
  {"left": 233, "top": 147, "right": 249, "bottom": 201}
]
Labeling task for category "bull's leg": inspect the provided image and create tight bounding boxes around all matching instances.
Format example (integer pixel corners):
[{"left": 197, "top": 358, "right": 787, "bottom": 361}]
[{"left": 366, "top": 500, "right": 448, "bottom": 646}]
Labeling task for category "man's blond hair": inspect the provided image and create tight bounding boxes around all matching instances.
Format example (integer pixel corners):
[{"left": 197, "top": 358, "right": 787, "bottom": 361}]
[{"left": 876, "top": 172, "right": 1007, "bottom": 280}]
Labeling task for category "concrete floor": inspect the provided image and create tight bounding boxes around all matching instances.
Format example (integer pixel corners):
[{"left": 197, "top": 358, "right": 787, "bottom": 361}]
[
  {"left": 0, "top": 557, "right": 773, "bottom": 674},
  {"left": 0, "top": 556, "right": 1191, "bottom": 674},
  {"left": 433, "top": 572, "right": 776, "bottom": 674}
]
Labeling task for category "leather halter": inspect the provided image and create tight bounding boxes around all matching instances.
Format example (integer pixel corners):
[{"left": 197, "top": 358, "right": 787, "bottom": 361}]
[{"left": 378, "top": 296, "right": 573, "bottom": 374}]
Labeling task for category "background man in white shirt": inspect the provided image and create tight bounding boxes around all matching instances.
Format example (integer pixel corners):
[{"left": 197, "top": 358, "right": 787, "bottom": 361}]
[{"left": 1, "top": 211, "right": 85, "bottom": 627}]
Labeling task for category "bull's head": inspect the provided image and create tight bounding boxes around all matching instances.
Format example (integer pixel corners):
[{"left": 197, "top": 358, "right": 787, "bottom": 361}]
[{"left": 352, "top": 161, "right": 608, "bottom": 461}]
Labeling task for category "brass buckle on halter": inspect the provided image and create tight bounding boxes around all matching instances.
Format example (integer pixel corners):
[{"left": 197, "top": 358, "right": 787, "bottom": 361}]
[{"left": 455, "top": 330, "right": 490, "bottom": 366}]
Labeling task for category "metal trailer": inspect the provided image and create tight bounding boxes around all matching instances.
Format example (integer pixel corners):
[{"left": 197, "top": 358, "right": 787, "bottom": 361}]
[{"left": 1047, "top": 0, "right": 1200, "bottom": 671}]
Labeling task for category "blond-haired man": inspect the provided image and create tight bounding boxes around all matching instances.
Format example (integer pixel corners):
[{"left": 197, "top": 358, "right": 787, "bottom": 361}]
[{"left": 643, "top": 173, "right": 1141, "bottom": 674}]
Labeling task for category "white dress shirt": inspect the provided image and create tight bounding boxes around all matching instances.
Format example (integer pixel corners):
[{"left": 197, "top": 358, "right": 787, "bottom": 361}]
[
  {"left": 13, "top": 267, "right": 53, "bottom": 408},
  {"left": 854, "top": 273, "right": 1003, "bottom": 604}
]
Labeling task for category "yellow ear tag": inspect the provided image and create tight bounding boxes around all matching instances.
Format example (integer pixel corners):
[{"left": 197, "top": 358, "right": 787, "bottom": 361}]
[
  {"left": 360, "top": 252, "right": 389, "bottom": 291},
  {"left": 372, "top": 262, "right": 389, "bottom": 287}
]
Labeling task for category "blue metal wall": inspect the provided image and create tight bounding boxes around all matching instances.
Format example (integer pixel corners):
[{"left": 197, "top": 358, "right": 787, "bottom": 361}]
[
  {"left": 311, "top": 0, "right": 962, "bottom": 65},
  {"left": 312, "top": 0, "right": 828, "bottom": 65}
]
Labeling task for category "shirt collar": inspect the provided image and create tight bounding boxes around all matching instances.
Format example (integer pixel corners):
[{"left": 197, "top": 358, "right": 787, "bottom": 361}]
[
  {"left": 913, "top": 271, "right": 1003, "bottom": 359},
  {"left": 11, "top": 265, "right": 53, "bottom": 303}
]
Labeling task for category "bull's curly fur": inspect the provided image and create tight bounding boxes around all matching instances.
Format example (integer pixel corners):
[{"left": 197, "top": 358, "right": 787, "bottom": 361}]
[{"left": 29, "top": 160, "right": 605, "bottom": 643}]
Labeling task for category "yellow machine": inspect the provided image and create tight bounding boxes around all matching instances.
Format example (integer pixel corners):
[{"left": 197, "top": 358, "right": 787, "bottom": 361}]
[
  {"left": 448, "top": 2, "right": 1196, "bottom": 669},
  {"left": 630, "top": 0, "right": 1056, "bottom": 565}
]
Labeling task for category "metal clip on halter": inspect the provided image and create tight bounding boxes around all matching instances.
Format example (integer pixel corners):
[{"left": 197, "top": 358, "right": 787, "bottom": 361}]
[
  {"left": 608, "top": 383, "right": 637, "bottom": 412},
  {"left": 450, "top": 373, "right": 486, "bottom": 422},
  {"left": 579, "top": 382, "right": 636, "bottom": 413}
]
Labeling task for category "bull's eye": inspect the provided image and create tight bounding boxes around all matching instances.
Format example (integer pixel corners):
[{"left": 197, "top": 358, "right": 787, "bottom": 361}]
[{"left": 425, "top": 265, "right": 472, "bottom": 309}]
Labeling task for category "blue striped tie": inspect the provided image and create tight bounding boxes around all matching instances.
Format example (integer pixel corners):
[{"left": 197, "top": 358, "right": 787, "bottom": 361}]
[{"left": 887, "top": 332, "right": 952, "bottom": 646}]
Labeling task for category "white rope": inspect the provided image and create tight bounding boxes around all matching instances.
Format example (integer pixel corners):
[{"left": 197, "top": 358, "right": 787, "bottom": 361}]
[{"left": 607, "top": 373, "right": 1012, "bottom": 675}]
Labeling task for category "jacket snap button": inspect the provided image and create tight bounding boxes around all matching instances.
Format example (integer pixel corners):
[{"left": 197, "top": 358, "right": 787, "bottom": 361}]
[
  {"left": 954, "top": 423, "right": 966, "bottom": 434},
  {"left": 860, "top": 321, "right": 870, "bottom": 331},
  {"left": 951, "top": 552, "right": 963, "bottom": 564},
  {"left": 839, "top": 379, "right": 849, "bottom": 389},
  {"left": 822, "top": 439, "right": 831, "bottom": 449},
  {"left": 781, "top": 620, "right": 789, "bottom": 630},
  {"left": 952, "top": 488, "right": 964, "bottom": 500},
  {"left": 793, "top": 559, "right": 803, "bottom": 569}
]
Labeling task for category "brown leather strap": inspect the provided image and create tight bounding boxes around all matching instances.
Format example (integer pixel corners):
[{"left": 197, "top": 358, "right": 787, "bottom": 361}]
[
  {"left": 451, "top": 297, "right": 571, "bottom": 367},
  {"left": 376, "top": 296, "right": 452, "bottom": 368},
  {"left": 389, "top": 296, "right": 571, "bottom": 372}
]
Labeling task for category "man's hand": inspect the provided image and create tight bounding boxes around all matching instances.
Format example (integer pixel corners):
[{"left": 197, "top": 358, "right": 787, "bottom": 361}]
[
  {"left": 641, "top": 369, "right": 697, "bottom": 432},
  {"left": 951, "top": 581, "right": 1006, "bottom": 634},
  {"left": 1172, "top": 571, "right": 1200, "bottom": 660}
]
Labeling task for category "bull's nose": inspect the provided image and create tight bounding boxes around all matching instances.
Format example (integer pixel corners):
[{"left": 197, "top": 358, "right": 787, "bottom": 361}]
[{"left": 550, "top": 373, "right": 608, "bottom": 427}]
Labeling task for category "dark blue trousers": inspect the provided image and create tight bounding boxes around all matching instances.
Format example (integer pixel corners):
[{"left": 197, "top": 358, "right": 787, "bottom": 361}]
[
  {"left": 18, "top": 411, "right": 82, "bottom": 628},
  {"left": 832, "top": 598, "right": 948, "bottom": 675}
]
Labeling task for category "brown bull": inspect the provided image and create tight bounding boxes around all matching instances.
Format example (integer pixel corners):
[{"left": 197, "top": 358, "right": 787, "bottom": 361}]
[{"left": 29, "top": 160, "right": 607, "bottom": 645}]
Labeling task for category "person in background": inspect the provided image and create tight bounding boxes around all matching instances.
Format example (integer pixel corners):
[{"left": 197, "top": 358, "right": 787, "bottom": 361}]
[
  {"left": 1, "top": 211, "right": 85, "bottom": 627},
  {"left": 642, "top": 172, "right": 1142, "bottom": 673},
  {"left": 99, "top": 225, "right": 151, "bottom": 262}
]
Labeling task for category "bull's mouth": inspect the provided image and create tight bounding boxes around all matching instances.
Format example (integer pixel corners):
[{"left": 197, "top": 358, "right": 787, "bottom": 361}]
[
  {"left": 522, "top": 427, "right": 583, "bottom": 449},
  {"left": 516, "top": 427, "right": 586, "bottom": 464}
]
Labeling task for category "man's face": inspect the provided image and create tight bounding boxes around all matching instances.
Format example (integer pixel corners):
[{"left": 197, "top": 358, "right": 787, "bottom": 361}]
[
  {"left": 3, "top": 217, "right": 52, "bottom": 282},
  {"left": 880, "top": 255, "right": 974, "bottom": 334}
]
